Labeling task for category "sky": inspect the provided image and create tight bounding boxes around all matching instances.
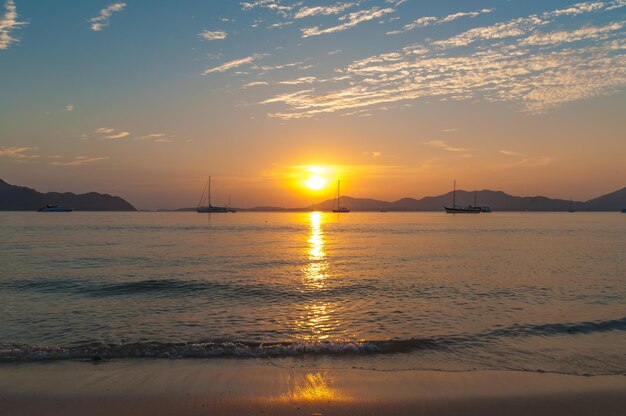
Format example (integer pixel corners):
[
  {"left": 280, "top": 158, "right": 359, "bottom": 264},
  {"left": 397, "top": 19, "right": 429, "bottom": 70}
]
[{"left": 0, "top": 0, "right": 625, "bottom": 209}]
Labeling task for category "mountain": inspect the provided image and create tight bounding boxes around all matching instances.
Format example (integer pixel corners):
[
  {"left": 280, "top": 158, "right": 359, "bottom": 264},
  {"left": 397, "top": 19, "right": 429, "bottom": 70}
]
[
  {"left": 580, "top": 187, "right": 626, "bottom": 211},
  {"left": 299, "top": 188, "right": 625, "bottom": 212},
  {"left": 0, "top": 179, "right": 136, "bottom": 211},
  {"left": 307, "top": 196, "right": 395, "bottom": 212}
]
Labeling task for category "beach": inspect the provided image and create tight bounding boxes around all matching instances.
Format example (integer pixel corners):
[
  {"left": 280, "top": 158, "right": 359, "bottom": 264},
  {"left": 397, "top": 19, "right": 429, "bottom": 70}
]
[{"left": 2, "top": 359, "right": 626, "bottom": 416}]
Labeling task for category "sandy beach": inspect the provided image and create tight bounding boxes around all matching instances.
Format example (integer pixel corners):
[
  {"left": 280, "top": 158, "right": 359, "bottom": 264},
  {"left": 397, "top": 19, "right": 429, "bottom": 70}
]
[{"left": 1, "top": 359, "right": 625, "bottom": 416}]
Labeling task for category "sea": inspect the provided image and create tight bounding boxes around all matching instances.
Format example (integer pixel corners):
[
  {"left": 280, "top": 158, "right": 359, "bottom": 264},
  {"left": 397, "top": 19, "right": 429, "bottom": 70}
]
[{"left": 1, "top": 211, "right": 625, "bottom": 375}]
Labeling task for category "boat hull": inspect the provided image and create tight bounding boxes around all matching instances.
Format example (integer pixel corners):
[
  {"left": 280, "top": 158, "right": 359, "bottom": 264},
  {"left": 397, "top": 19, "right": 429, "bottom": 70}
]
[
  {"left": 196, "top": 206, "right": 235, "bottom": 213},
  {"left": 332, "top": 208, "right": 350, "bottom": 213},
  {"left": 38, "top": 206, "right": 73, "bottom": 212},
  {"left": 445, "top": 206, "right": 481, "bottom": 214}
]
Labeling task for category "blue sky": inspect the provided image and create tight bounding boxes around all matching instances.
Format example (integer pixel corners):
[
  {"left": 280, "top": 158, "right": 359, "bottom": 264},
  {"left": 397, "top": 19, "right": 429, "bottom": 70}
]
[{"left": 1, "top": 1, "right": 625, "bottom": 208}]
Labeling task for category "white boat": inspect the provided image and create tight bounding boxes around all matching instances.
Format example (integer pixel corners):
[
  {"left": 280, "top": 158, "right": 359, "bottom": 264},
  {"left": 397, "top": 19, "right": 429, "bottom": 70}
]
[
  {"left": 38, "top": 203, "right": 72, "bottom": 212},
  {"left": 332, "top": 180, "right": 350, "bottom": 213},
  {"left": 196, "top": 177, "right": 236, "bottom": 213},
  {"left": 444, "top": 181, "right": 481, "bottom": 214}
]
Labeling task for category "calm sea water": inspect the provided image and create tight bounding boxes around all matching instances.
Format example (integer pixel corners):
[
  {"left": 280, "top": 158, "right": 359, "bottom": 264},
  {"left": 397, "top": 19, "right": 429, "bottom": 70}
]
[{"left": 1, "top": 212, "right": 625, "bottom": 374}]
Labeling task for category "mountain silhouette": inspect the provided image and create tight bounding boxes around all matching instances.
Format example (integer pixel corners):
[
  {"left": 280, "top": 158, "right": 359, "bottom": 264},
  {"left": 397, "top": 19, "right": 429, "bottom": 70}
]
[
  {"left": 0, "top": 179, "right": 136, "bottom": 211},
  {"left": 301, "top": 188, "right": 626, "bottom": 212}
]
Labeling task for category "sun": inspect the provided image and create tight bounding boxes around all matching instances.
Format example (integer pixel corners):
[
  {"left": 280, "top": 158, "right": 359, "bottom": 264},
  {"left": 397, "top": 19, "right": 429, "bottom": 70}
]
[
  {"left": 305, "top": 176, "right": 327, "bottom": 190},
  {"left": 303, "top": 166, "right": 328, "bottom": 191}
]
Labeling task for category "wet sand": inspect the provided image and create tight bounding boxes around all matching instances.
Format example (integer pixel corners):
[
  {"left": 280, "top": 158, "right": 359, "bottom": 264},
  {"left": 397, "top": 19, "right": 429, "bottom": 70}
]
[{"left": 1, "top": 359, "right": 625, "bottom": 415}]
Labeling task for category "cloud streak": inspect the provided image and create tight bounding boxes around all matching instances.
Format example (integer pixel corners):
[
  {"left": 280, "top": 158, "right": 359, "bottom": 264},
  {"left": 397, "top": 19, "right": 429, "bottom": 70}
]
[
  {"left": 95, "top": 128, "right": 129, "bottom": 140},
  {"left": 301, "top": 7, "right": 395, "bottom": 37},
  {"left": 202, "top": 55, "right": 261, "bottom": 75},
  {"left": 89, "top": 3, "right": 126, "bottom": 32},
  {"left": 424, "top": 140, "right": 469, "bottom": 153},
  {"left": 294, "top": 3, "right": 356, "bottom": 19},
  {"left": 50, "top": 156, "right": 109, "bottom": 166},
  {"left": 0, "top": 0, "right": 27, "bottom": 50},
  {"left": 387, "top": 8, "right": 493, "bottom": 35},
  {"left": 0, "top": 146, "right": 39, "bottom": 159},
  {"left": 498, "top": 150, "right": 552, "bottom": 168},
  {"left": 259, "top": 2, "right": 626, "bottom": 119},
  {"left": 198, "top": 30, "right": 227, "bottom": 41}
]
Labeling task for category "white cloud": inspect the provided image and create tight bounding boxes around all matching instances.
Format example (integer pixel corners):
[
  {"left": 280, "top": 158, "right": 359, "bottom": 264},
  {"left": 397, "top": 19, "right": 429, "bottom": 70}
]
[
  {"left": 241, "top": 0, "right": 294, "bottom": 17},
  {"left": 94, "top": 127, "right": 129, "bottom": 140},
  {"left": 424, "top": 140, "right": 469, "bottom": 152},
  {"left": 202, "top": 55, "right": 261, "bottom": 75},
  {"left": 0, "top": 0, "right": 27, "bottom": 50},
  {"left": 89, "top": 3, "right": 126, "bottom": 32},
  {"left": 198, "top": 30, "right": 227, "bottom": 41},
  {"left": 498, "top": 150, "right": 552, "bottom": 167},
  {"left": 520, "top": 21, "right": 624, "bottom": 46},
  {"left": 0, "top": 146, "right": 39, "bottom": 158},
  {"left": 103, "top": 132, "right": 129, "bottom": 139},
  {"left": 278, "top": 76, "right": 316, "bottom": 85},
  {"left": 543, "top": 1, "right": 606, "bottom": 18},
  {"left": 261, "top": 38, "right": 626, "bottom": 118},
  {"left": 269, "top": 21, "right": 293, "bottom": 28},
  {"left": 242, "top": 81, "right": 270, "bottom": 89},
  {"left": 50, "top": 156, "right": 109, "bottom": 166},
  {"left": 294, "top": 3, "right": 356, "bottom": 19},
  {"left": 433, "top": 16, "right": 547, "bottom": 48},
  {"left": 135, "top": 133, "right": 171, "bottom": 142},
  {"left": 301, "top": 7, "right": 395, "bottom": 37},
  {"left": 387, "top": 8, "right": 492, "bottom": 35}
]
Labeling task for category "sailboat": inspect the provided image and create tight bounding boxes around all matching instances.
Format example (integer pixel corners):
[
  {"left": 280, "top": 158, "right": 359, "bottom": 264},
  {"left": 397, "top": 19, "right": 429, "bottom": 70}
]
[
  {"left": 444, "top": 180, "right": 481, "bottom": 213},
  {"left": 568, "top": 198, "right": 575, "bottom": 213},
  {"left": 196, "top": 177, "right": 236, "bottom": 213},
  {"left": 332, "top": 180, "right": 350, "bottom": 213},
  {"left": 38, "top": 202, "right": 72, "bottom": 212}
]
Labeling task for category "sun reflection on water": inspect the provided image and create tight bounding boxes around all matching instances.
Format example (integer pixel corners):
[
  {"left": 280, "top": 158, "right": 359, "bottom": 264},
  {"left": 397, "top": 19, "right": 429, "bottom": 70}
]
[
  {"left": 279, "top": 372, "right": 350, "bottom": 402},
  {"left": 293, "top": 212, "right": 345, "bottom": 341},
  {"left": 304, "top": 211, "right": 327, "bottom": 289}
]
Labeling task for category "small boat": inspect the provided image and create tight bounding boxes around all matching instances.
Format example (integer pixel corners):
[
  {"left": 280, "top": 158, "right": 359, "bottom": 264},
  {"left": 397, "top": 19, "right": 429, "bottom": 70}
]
[
  {"left": 38, "top": 203, "right": 72, "bottom": 212},
  {"left": 480, "top": 206, "right": 492, "bottom": 213},
  {"left": 568, "top": 198, "right": 575, "bottom": 213},
  {"left": 444, "top": 181, "right": 481, "bottom": 214},
  {"left": 332, "top": 180, "right": 350, "bottom": 213},
  {"left": 196, "top": 177, "right": 236, "bottom": 213},
  {"left": 621, "top": 208, "right": 626, "bottom": 213}
]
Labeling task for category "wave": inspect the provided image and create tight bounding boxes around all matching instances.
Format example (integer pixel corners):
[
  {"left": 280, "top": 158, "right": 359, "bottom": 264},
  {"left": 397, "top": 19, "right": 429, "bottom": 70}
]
[
  {"left": 2, "top": 317, "right": 624, "bottom": 362},
  {"left": 5, "top": 278, "right": 377, "bottom": 300}
]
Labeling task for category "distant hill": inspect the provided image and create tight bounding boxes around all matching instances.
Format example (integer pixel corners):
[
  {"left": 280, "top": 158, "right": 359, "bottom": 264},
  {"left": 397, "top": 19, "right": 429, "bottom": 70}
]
[
  {"left": 580, "top": 187, "right": 626, "bottom": 211},
  {"left": 298, "top": 187, "right": 625, "bottom": 212},
  {"left": 0, "top": 179, "right": 136, "bottom": 211}
]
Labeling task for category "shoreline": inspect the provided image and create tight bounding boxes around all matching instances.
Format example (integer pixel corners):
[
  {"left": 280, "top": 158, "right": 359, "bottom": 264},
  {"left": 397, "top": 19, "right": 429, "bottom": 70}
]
[{"left": 1, "top": 359, "right": 625, "bottom": 415}]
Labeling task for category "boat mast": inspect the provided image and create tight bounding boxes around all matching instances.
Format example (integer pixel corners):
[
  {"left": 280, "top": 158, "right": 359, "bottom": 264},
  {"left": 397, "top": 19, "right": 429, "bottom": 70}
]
[
  {"left": 208, "top": 176, "right": 212, "bottom": 208},
  {"left": 474, "top": 192, "right": 477, "bottom": 207},
  {"left": 453, "top": 180, "right": 456, "bottom": 208},
  {"left": 197, "top": 179, "right": 209, "bottom": 208},
  {"left": 337, "top": 180, "right": 341, "bottom": 208}
]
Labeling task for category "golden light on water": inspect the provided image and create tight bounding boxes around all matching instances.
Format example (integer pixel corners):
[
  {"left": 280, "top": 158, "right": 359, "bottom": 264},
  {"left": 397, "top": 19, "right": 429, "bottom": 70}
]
[
  {"left": 304, "top": 211, "right": 327, "bottom": 288},
  {"left": 279, "top": 372, "right": 350, "bottom": 402},
  {"left": 294, "top": 212, "right": 346, "bottom": 342}
]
